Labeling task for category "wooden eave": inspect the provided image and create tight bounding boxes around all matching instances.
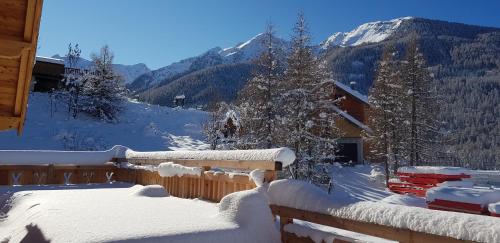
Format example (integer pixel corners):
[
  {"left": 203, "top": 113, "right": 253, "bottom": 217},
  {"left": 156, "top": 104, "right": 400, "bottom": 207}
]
[{"left": 0, "top": 0, "right": 44, "bottom": 134}]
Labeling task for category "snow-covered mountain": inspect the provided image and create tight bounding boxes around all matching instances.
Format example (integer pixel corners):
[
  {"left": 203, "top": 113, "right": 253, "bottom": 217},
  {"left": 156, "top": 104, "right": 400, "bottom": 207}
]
[
  {"left": 52, "top": 54, "right": 151, "bottom": 84},
  {"left": 129, "top": 33, "right": 289, "bottom": 91},
  {"left": 320, "top": 17, "right": 413, "bottom": 49}
]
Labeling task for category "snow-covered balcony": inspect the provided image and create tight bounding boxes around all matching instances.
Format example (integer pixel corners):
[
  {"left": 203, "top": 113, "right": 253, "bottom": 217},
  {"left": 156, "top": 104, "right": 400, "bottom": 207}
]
[{"left": 1, "top": 147, "right": 499, "bottom": 243}]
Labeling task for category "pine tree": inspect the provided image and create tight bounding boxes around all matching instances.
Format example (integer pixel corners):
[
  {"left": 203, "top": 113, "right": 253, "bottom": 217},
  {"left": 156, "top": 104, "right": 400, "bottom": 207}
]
[
  {"left": 62, "top": 43, "right": 83, "bottom": 118},
  {"left": 237, "top": 23, "right": 282, "bottom": 149},
  {"left": 280, "top": 12, "right": 338, "bottom": 183},
  {"left": 81, "top": 45, "right": 125, "bottom": 121},
  {"left": 401, "top": 36, "right": 441, "bottom": 165},
  {"left": 365, "top": 44, "right": 404, "bottom": 183}
]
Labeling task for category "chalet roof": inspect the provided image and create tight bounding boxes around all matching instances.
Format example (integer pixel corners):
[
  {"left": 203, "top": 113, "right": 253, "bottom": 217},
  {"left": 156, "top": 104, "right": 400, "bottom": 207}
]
[
  {"left": 334, "top": 81, "right": 369, "bottom": 105},
  {"left": 36, "top": 56, "right": 65, "bottom": 65},
  {"left": 0, "top": 0, "right": 44, "bottom": 134},
  {"left": 333, "top": 106, "right": 373, "bottom": 134}
]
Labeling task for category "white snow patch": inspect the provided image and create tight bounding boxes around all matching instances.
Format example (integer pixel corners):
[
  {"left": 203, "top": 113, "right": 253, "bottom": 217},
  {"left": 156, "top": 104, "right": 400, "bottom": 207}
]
[
  {"left": 489, "top": 202, "right": 500, "bottom": 214},
  {"left": 334, "top": 81, "right": 369, "bottom": 104},
  {"left": 331, "top": 201, "right": 500, "bottom": 243},
  {"left": 437, "top": 180, "right": 474, "bottom": 188},
  {"left": 398, "top": 166, "right": 471, "bottom": 175},
  {"left": 130, "top": 184, "right": 169, "bottom": 197},
  {"left": 426, "top": 187, "right": 500, "bottom": 207},
  {"left": 268, "top": 179, "right": 345, "bottom": 214},
  {"left": 284, "top": 223, "right": 337, "bottom": 243},
  {"left": 157, "top": 162, "right": 202, "bottom": 177},
  {"left": 380, "top": 194, "right": 427, "bottom": 208},
  {"left": 249, "top": 169, "right": 265, "bottom": 186},
  {"left": 0, "top": 184, "right": 280, "bottom": 243}
]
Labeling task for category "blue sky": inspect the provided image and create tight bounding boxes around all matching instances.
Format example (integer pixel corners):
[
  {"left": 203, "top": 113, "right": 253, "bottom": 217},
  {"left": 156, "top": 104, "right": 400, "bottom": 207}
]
[{"left": 38, "top": 0, "right": 500, "bottom": 70}]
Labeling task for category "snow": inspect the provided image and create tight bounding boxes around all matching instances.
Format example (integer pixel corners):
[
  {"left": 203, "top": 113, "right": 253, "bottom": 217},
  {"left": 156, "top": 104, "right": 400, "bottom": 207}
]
[
  {"left": 332, "top": 106, "right": 372, "bottom": 133},
  {"left": 130, "top": 184, "right": 169, "bottom": 197},
  {"left": 283, "top": 224, "right": 337, "bottom": 243},
  {"left": 157, "top": 162, "right": 202, "bottom": 177},
  {"left": 334, "top": 80, "right": 369, "bottom": 104},
  {"left": 0, "top": 93, "right": 209, "bottom": 151},
  {"left": 0, "top": 145, "right": 127, "bottom": 165},
  {"left": 437, "top": 180, "right": 474, "bottom": 188},
  {"left": 426, "top": 187, "right": 500, "bottom": 207},
  {"left": 380, "top": 194, "right": 427, "bottom": 208},
  {"left": 249, "top": 169, "right": 265, "bottom": 186},
  {"left": 268, "top": 179, "right": 346, "bottom": 214},
  {"left": 321, "top": 17, "right": 413, "bottom": 49},
  {"left": 489, "top": 202, "right": 500, "bottom": 214},
  {"left": 331, "top": 201, "right": 500, "bottom": 243},
  {"left": 398, "top": 166, "right": 471, "bottom": 175},
  {"left": 469, "top": 170, "right": 500, "bottom": 186},
  {"left": 125, "top": 147, "right": 296, "bottom": 167},
  {"left": 0, "top": 184, "right": 280, "bottom": 243},
  {"left": 36, "top": 56, "right": 65, "bottom": 65}
]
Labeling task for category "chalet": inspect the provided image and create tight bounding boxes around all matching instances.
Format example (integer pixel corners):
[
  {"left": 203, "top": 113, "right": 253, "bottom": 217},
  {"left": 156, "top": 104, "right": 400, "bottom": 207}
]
[
  {"left": 31, "top": 56, "right": 65, "bottom": 92},
  {"left": 333, "top": 81, "right": 372, "bottom": 164},
  {"left": 0, "top": 0, "right": 43, "bottom": 134},
  {"left": 174, "top": 94, "right": 186, "bottom": 107}
]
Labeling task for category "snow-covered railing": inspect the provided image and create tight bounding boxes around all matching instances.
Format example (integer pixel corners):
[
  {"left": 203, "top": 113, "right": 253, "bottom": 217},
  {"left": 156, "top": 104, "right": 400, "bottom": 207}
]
[
  {"left": 268, "top": 180, "right": 500, "bottom": 243},
  {"left": 0, "top": 146, "right": 294, "bottom": 202},
  {"left": 118, "top": 147, "right": 295, "bottom": 171}
]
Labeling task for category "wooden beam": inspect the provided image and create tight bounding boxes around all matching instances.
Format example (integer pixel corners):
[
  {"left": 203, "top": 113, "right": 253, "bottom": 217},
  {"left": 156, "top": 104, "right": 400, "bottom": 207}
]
[
  {"left": 0, "top": 39, "right": 31, "bottom": 59},
  {"left": 124, "top": 158, "right": 279, "bottom": 171},
  {"left": 270, "top": 205, "right": 471, "bottom": 243},
  {"left": 0, "top": 116, "right": 20, "bottom": 130}
]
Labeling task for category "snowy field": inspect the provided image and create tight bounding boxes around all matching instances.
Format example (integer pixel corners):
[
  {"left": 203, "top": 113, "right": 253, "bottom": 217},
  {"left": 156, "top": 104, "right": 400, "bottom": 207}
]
[{"left": 0, "top": 93, "right": 209, "bottom": 151}]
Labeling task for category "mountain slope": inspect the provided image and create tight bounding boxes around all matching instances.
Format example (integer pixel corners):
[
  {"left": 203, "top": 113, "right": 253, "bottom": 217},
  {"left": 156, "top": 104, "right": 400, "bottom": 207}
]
[{"left": 138, "top": 63, "right": 254, "bottom": 106}]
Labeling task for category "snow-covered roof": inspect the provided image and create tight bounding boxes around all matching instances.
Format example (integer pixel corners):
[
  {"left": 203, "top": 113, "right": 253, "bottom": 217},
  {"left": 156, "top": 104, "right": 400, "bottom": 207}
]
[
  {"left": 175, "top": 94, "right": 186, "bottom": 99},
  {"left": 35, "top": 56, "right": 65, "bottom": 65},
  {"left": 332, "top": 106, "right": 372, "bottom": 133},
  {"left": 334, "top": 81, "right": 369, "bottom": 104}
]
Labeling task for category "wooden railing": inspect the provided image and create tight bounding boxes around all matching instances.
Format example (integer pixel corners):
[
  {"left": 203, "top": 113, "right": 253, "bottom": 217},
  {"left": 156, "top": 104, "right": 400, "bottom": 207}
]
[
  {"left": 0, "top": 158, "right": 279, "bottom": 202},
  {"left": 271, "top": 205, "right": 470, "bottom": 243}
]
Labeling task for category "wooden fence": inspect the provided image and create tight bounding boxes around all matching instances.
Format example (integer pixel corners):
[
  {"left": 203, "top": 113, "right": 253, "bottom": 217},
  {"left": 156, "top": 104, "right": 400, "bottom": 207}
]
[
  {"left": 0, "top": 158, "right": 279, "bottom": 202},
  {"left": 271, "top": 205, "right": 471, "bottom": 243}
]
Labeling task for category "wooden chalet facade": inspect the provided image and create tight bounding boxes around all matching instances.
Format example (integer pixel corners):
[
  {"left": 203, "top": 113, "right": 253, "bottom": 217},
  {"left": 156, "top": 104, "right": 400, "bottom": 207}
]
[
  {"left": 32, "top": 56, "right": 65, "bottom": 92},
  {"left": 0, "top": 0, "right": 44, "bottom": 134},
  {"left": 333, "top": 81, "right": 372, "bottom": 164}
]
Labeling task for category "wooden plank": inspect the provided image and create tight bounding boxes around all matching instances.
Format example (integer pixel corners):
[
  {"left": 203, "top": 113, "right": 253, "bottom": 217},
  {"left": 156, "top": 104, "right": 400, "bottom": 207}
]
[
  {"left": 124, "top": 158, "right": 279, "bottom": 171},
  {"left": 14, "top": 49, "right": 28, "bottom": 115},
  {"left": 0, "top": 39, "right": 31, "bottom": 59},
  {"left": 0, "top": 116, "right": 19, "bottom": 130},
  {"left": 270, "top": 205, "right": 471, "bottom": 243}
]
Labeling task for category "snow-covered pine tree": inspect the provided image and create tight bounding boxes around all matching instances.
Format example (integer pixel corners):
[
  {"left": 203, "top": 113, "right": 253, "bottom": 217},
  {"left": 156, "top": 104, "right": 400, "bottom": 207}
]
[
  {"left": 237, "top": 23, "right": 283, "bottom": 149},
  {"left": 81, "top": 45, "right": 125, "bottom": 121},
  {"left": 62, "top": 43, "right": 83, "bottom": 118},
  {"left": 365, "top": 44, "right": 405, "bottom": 183},
  {"left": 401, "top": 36, "right": 441, "bottom": 166},
  {"left": 280, "top": 13, "right": 338, "bottom": 184}
]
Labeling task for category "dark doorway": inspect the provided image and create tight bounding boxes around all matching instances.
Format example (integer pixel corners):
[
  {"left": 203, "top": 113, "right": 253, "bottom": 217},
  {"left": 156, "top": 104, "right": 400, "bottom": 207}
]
[{"left": 336, "top": 143, "right": 358, "bottom": 163}]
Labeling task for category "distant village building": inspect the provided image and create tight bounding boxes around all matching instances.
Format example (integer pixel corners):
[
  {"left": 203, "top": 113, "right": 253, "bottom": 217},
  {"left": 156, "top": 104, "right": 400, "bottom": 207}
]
[
  {"left": 333, "top": 81, "right": 372, "bottom": 164},
  {"left": 174, "top": 95, "right": 186, "bottom": 107},
  {"left": 31, "top": 56, "right": 65, "bottom": 92}
]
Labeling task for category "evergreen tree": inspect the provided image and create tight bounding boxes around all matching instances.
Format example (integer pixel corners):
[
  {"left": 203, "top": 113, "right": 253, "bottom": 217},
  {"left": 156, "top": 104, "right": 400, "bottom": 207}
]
[
  {"left": 280, "top": 12, "right": 338, "bottom": 182},
  {"left": 365, "top": 44, "right": 404, "bottom": 183},
  {"left": 62, "top": 43, "right": 84, "bottom": 118},
  {"left": 401, "top": 36, "right": 441, "bottom": 165},
  {"left": 237, "top": 23, "right": 282, "bottom": 149},
  {"left": 81, "top": 45, "right": 125, "bottom": 121}
]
